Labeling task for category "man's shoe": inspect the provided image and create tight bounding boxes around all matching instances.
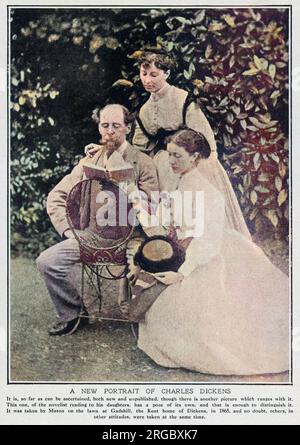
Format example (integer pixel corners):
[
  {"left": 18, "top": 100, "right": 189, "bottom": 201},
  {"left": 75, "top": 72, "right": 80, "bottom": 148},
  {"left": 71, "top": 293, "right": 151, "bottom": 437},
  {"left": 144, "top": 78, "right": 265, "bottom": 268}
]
[{"left": 48, "top": 312, "right": 88, "bottom": 336}]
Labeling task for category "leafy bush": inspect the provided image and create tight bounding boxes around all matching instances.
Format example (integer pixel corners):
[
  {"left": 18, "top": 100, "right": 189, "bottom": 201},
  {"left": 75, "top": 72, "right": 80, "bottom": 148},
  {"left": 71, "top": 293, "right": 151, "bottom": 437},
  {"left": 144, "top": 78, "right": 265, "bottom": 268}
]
[
  {"left": 119, "top": 8, "right": 289, "bottom": 238},
  {"left": 10, "top": 8, "right": 289, "bottom": 257}
]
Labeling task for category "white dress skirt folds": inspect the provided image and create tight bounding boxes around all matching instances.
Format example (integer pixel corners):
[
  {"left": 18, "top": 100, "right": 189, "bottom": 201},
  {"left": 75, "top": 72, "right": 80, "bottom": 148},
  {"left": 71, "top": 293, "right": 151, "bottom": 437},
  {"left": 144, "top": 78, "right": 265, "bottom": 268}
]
[
  {"left": 138, "top": 168, "right": 289, "bottom": 376},
  {"left": 133, "top": 83, "right": 251, "bottom": 241}
]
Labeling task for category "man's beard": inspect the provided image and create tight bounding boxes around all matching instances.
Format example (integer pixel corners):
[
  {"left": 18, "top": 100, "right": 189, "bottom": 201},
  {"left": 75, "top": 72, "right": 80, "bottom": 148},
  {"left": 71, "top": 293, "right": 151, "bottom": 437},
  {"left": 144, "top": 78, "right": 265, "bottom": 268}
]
[{"left": 103, "top": 138, "right": 122, "bottom": 155}]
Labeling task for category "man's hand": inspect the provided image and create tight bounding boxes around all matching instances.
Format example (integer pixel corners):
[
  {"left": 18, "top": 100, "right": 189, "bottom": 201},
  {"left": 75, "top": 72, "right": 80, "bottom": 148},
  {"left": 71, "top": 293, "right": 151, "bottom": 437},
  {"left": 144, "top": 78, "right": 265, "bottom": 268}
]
[
  {"left": 64, "top": 229, "right": 75, "bottom": 239},
  {"left": 153, "top": 271, "right": 184, "bottom": 286},
  {"left": 84, "top": 143, "right": 102, "bottom": 158}
]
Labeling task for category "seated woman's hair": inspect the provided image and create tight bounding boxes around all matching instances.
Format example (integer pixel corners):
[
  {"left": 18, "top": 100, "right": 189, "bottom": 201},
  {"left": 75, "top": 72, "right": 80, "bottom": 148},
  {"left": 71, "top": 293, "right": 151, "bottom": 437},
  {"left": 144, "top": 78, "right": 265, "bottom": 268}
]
[
  {"left": 138, "top": 46, "right": 176, "bottom": 72},
  {"left": 134, "top": 236, "right": 186, "bottom": 273},
  {"left": 170, "top": 129, "right": 211, "bottom": 159},
  {"left": 92, "top": 104, "right": 135, "bottom": 126}
]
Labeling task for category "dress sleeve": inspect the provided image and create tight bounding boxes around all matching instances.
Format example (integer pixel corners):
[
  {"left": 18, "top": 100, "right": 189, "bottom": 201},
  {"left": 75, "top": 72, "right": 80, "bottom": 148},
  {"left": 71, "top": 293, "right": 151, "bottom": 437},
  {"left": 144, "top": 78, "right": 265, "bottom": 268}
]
[
  {"left": 136, "top": 152, "right": 159, "bottom": 198},
  {"left": 178, "top": 190, "right": 225, "bottom": 277},
  {"left": 132, "top": 120, "right": 150, "bottom": 150},
  {"left": 127, "top": 153, "right": 160, "bottom": 235},
  {"left": 185, "top": 102, "right": 217, "bottom": 152},
  {"left": 46, "top": 160, "right": 84, "bottom": 237}
]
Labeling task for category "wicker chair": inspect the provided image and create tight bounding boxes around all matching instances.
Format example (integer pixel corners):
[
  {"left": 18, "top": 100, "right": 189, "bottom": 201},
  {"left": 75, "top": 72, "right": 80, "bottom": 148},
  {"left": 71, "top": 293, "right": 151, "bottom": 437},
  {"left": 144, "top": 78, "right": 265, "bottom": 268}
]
[{"left": 66, "top": 178, "right": 136, "bottom": 324}]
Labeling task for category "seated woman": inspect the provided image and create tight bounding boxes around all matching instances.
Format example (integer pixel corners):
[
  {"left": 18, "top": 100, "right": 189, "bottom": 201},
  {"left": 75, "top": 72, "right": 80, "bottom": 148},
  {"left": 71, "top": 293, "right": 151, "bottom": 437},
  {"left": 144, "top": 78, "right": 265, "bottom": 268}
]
[{"left": 134, "top": 129, "right": 289, "bottom": 377}]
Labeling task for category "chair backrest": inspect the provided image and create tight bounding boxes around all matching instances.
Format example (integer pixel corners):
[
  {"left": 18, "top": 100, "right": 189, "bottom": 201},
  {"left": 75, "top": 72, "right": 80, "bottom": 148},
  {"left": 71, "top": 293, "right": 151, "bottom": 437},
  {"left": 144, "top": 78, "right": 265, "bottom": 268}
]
[{"left": 66, "top": 178, "right": 136, "bottom": 264}]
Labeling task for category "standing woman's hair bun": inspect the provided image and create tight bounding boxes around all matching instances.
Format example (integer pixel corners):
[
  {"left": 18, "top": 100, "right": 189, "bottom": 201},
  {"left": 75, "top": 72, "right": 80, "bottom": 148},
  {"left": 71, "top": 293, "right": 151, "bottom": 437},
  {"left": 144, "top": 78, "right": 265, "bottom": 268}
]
[{"left": 136, "top": 46, "right": 176, "bottom": 72}]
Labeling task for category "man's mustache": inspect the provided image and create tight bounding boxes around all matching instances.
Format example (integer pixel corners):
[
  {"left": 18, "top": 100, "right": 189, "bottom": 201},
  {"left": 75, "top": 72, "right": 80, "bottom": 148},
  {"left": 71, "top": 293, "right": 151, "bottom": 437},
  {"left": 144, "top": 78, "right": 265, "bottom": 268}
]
[
  {"left": 102, "top": 137, "right": 118, "bottom": 143},
  {"left": 101, "top": 138, "right": 121, "bottom": 153}
]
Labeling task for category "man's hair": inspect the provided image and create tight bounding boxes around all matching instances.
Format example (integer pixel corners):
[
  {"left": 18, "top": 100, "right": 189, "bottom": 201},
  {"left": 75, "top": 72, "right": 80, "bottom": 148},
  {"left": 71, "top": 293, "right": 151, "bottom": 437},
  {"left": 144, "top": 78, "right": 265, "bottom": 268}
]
[
  {"left": 92, "top": 104, "right": 135, "bottom": 126},
  {"left": 137, "top": 47, "right": 176, "bottom": 72}
]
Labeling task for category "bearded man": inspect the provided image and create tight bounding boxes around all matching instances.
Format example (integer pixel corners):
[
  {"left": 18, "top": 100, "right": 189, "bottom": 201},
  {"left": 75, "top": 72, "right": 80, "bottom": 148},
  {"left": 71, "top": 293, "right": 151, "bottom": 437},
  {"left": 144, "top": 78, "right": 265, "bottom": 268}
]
[{"left": 37, "top": 104, "right": 159, "bottom": 336}]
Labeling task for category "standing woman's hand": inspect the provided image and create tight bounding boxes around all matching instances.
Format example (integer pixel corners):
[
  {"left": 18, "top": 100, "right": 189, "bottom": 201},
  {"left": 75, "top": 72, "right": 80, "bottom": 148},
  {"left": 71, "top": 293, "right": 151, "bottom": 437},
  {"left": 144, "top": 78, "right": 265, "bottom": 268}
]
[
  {"left": 84, "top": 143, "right": 102, "bottom": 158},
  {"left": 153, "top": 271, "right": 184, "bottom": 285}
]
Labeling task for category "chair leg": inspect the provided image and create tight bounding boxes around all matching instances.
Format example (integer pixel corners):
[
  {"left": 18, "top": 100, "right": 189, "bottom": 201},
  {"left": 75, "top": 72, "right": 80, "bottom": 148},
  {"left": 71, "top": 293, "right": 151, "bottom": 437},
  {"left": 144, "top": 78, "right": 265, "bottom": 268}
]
[
  {"left": 131, "top": 323, "right": 139, "bottom": 339},
  {"left": 81, "top": 264, "right": 103, "bottom": 316},
  {"left": 81, "top": 264, "right": 85, "bottom": 313},
  {"left": 127, "top": 280, "right": 138, "bottom": 338},
  {"left": 81, "top": 262, "right": 138, "bottom": 331},
  {"left": 118, "top": 277, "right": 129, "bottom": 305}
]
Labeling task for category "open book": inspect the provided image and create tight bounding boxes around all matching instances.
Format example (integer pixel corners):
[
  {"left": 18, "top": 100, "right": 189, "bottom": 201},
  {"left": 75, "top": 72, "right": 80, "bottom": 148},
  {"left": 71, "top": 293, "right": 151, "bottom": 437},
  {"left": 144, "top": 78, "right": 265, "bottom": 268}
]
[{"left": 83, "top": 162, "right": 135, "bottom": 182}]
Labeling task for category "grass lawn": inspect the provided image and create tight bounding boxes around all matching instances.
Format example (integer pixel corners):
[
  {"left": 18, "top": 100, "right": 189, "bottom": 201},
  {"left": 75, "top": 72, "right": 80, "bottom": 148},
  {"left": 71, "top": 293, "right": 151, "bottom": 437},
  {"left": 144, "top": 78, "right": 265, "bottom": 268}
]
[{"left": 9, "top": 252, "right": 289, "bottom": 383}]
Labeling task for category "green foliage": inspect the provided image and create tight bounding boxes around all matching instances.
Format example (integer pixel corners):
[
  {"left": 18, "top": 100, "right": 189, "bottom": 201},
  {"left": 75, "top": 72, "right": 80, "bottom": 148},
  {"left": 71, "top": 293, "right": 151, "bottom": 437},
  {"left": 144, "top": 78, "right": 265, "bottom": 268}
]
[
  {"left": 119, "top": 8, "right": 289, "bottom": 238},
  {"left": 11, "top": 8, "right": 289, "bottom": 257},
  {"left": 10, "top": 140, "right": 71, "bottom": 256}
]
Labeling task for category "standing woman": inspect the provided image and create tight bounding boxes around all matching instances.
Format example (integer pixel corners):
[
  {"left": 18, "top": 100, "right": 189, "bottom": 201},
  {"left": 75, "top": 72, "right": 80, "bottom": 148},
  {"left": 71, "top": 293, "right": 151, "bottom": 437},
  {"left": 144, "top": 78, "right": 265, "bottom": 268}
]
[{"left": 132, "top": 47, "right": 251, "bottom": 240}]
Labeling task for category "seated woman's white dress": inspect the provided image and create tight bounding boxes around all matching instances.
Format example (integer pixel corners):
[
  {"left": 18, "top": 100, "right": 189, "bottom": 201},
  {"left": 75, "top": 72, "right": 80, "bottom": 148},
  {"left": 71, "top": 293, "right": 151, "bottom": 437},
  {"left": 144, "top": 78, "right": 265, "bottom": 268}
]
[
  {"left": 138, "top": 168, "right": 289, "bottom": 376},
  {"left": 133, "top": 82, "right": 251, "bottom": 241}
]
